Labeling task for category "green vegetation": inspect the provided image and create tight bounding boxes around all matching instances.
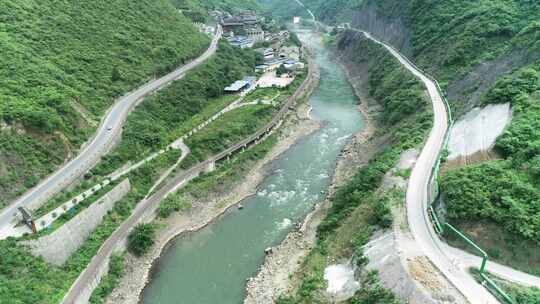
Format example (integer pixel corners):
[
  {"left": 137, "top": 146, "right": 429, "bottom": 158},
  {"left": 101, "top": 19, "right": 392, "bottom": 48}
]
[
  {"left": 504, "top": 284, "right": 540, "bottom": 304},
  {"left": 0, "top": 149, "right": 180, "bottom": 303},
  {"left": 34, "top": 181, "right": 119, "bottom": 234},
  {"left": 0, "top": 0, "right": 209, "bottom": 203},
  {"left": 173, "top": 134, "right": 277, "bottom": 207},
  {"left": 0, "top": 132, "right": 66, "bottom": 206},
  {"left": 128, "top": 223, "right": 156, "bottom": 257},
  {"left": 406, "top": 0, "right": 540, "bottom": 83},
  {"left": 92, "top": 42, "right": 257, "bottom": 176},
  {"left": 89, "top": 254, "right": 125, "bottom": 304},
  {"left": 337, "top": 30, "right": 432, "bottom": 143},
  {"left": 174, "top": 0, "right": 260, "bottom": 22},
  {"left": 260, "top": 0, "right": 362, "bottom": 24},
  {"left": 473, "top": 271, "right": 540, "bottom": 304},
  {"left": 182, "top": 104, "right": 275, "bottom": 167},
  {"left": 442, "top": 62, "right": 540, "bottom": 273},
  {"left": 158, "top": 194, "right": 192, "bottom": 218}
]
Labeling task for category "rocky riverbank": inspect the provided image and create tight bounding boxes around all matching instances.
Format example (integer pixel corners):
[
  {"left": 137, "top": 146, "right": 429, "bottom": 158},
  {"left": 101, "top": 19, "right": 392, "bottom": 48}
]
[
  {"left": 105, "top": 80, "right": 321, "bottom": 304},
  {"left": 243, "top": 54, "right": 380, "bottom": 303}
]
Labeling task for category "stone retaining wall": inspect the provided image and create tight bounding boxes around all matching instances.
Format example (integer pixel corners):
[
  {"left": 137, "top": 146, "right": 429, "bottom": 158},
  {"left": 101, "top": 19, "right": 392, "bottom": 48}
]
[{"left": 23, "top": 179, "right": 131, "bottom": 266}]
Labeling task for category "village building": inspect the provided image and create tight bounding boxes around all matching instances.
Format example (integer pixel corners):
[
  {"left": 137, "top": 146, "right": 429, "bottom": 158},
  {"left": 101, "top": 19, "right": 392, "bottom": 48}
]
[
  {"left": 220, "top": 11, "right": 264, "bottom": 44},
  {"left": 264, "top": 57, "right": 289, "bottom": 70},
  {"left": 255, "top": 64, "right": 271, "bottom": 73},
  {"left": 255, "top": 47, "right": 275, "bottom": 59},
  {"left": 283, "top": 59, "right": 304, "bottom": 71},
  {"left": 228, "top": 36, "right": 255, "bottom": 49},
  {"left": 245, "top": 25, "right": 265, "bottom": 42},
  {"left": 225, "top": 76, "right": 257, "bottom": 94}
]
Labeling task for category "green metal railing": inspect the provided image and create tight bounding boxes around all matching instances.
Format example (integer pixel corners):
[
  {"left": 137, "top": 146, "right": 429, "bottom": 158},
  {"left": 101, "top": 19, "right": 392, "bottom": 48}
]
[
  {"left": 426, "top": 83, "right": 516, "bottom": 304},
  {"left": 339, "top": 25, "right": 516, "bottom": 304},
  {"left": 429, "top": 207, "right": 516, "bottom": 304},
  {"left": 377, "top": 33, "right": 517, "bottom": 303}
]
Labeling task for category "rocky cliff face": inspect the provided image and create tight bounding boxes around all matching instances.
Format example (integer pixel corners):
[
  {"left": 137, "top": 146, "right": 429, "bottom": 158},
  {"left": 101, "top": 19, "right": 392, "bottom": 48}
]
[
  {"left": 446, "top": 49, "right": 540, "bottom": 112},
  {"left": 351, "top": 1, "right": 413, "bottom": 57},
  {"left": 347, "top": 0, "right": 540, "bottom": 114}
]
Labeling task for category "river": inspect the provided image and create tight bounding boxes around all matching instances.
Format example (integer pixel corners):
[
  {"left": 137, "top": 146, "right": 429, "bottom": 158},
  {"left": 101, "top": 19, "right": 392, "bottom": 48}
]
[{"left": 141, "top": 28, "right": 365, "bottom": 304}]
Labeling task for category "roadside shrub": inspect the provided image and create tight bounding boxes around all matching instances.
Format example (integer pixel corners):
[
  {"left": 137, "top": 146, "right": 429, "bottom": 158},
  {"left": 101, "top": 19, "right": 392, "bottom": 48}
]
[
  {"left": 89, "top": 254, "right": 124, "bottom": 304},
  {"left": 158, "top": 195, "right": 191, "bottom": 218},
  {"left": 128, "top": 224, "right": 156, "bottom": 256}
]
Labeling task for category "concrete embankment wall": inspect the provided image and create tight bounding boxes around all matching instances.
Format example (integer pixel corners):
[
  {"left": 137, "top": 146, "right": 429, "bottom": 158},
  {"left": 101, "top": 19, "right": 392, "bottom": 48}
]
[{"left": 23, "top": 179, "right": 131, "bottom": 266}]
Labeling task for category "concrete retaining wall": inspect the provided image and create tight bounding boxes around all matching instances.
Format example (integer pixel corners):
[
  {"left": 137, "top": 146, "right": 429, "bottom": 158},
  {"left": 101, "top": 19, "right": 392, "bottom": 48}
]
[{"left": 23, "top": 179, "right": 131, "bottom": 266}]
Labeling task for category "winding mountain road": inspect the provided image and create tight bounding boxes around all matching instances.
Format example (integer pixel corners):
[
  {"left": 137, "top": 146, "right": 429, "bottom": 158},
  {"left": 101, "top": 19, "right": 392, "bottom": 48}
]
[
  {"left": 359, "top": 30, "right": 540, "bottom": 302},
  {"left": 0, "top": 26, "right": 222, "bottom": 233},
  {"left": 293, "top": 0, "right": 540, "bottom": 300}
]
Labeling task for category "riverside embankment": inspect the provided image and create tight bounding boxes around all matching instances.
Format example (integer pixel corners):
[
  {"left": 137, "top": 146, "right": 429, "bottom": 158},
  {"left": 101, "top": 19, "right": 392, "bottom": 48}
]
[
  {"left": 140, "top": 27, "right": 365, "bottom": 304},
  {"left": 244, "top": 30, "right": 379, "bottom": 303}
]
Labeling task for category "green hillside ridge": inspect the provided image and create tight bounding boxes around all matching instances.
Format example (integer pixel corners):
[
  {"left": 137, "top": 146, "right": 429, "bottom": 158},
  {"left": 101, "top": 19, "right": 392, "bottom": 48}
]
[
  {"left": 442, "top": 62, "right": 540, "bottom": 276},
  {"left": 0, "top": 0, "right": 209, "bottom": 205}
]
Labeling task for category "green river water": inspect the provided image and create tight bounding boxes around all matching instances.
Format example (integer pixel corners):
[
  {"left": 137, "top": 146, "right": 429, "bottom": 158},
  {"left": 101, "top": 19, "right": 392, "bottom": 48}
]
[{"left": 141, "top": 29, "right": 365, "bottom": 304}]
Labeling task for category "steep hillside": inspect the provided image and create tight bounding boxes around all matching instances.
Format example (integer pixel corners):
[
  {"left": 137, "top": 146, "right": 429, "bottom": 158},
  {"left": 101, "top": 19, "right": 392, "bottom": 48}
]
[
  {"left": 0, "top": 0, "right": 209, "bottom": 206},
  {"left": 259, "top": 0, "right": 362, "bottom": 24},
  {"left": 442, "top": 62, "right": 540, "bottom": 276},
  {"left": 92, "top": 41, "right": 257, "bottom": 176},
  {"left": 264, "top": 0, "right": 540, "bottom": 112},
  {"left": 351, "top": 0, "right": 540, "bottom": 113}
]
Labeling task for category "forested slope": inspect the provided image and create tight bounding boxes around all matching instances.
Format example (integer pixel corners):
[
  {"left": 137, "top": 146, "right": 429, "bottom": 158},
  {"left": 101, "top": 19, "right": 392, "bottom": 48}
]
[{"left": 0, "top": 0, "right": 209, "bottom": 206}]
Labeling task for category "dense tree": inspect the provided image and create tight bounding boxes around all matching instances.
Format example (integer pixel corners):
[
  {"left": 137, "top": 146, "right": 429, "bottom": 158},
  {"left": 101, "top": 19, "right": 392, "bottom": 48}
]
[{"left": 127, "top": 224, "right": 156, "bottom": 256}]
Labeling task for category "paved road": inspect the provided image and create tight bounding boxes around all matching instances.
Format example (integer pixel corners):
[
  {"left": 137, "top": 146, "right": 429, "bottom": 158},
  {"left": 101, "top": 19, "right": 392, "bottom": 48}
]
[
  {"left": 447, "top": 245, "right": 540, "bottom": 288},
  {"left": 0, "top": 26, "right": 222, "bottom": 230}
]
